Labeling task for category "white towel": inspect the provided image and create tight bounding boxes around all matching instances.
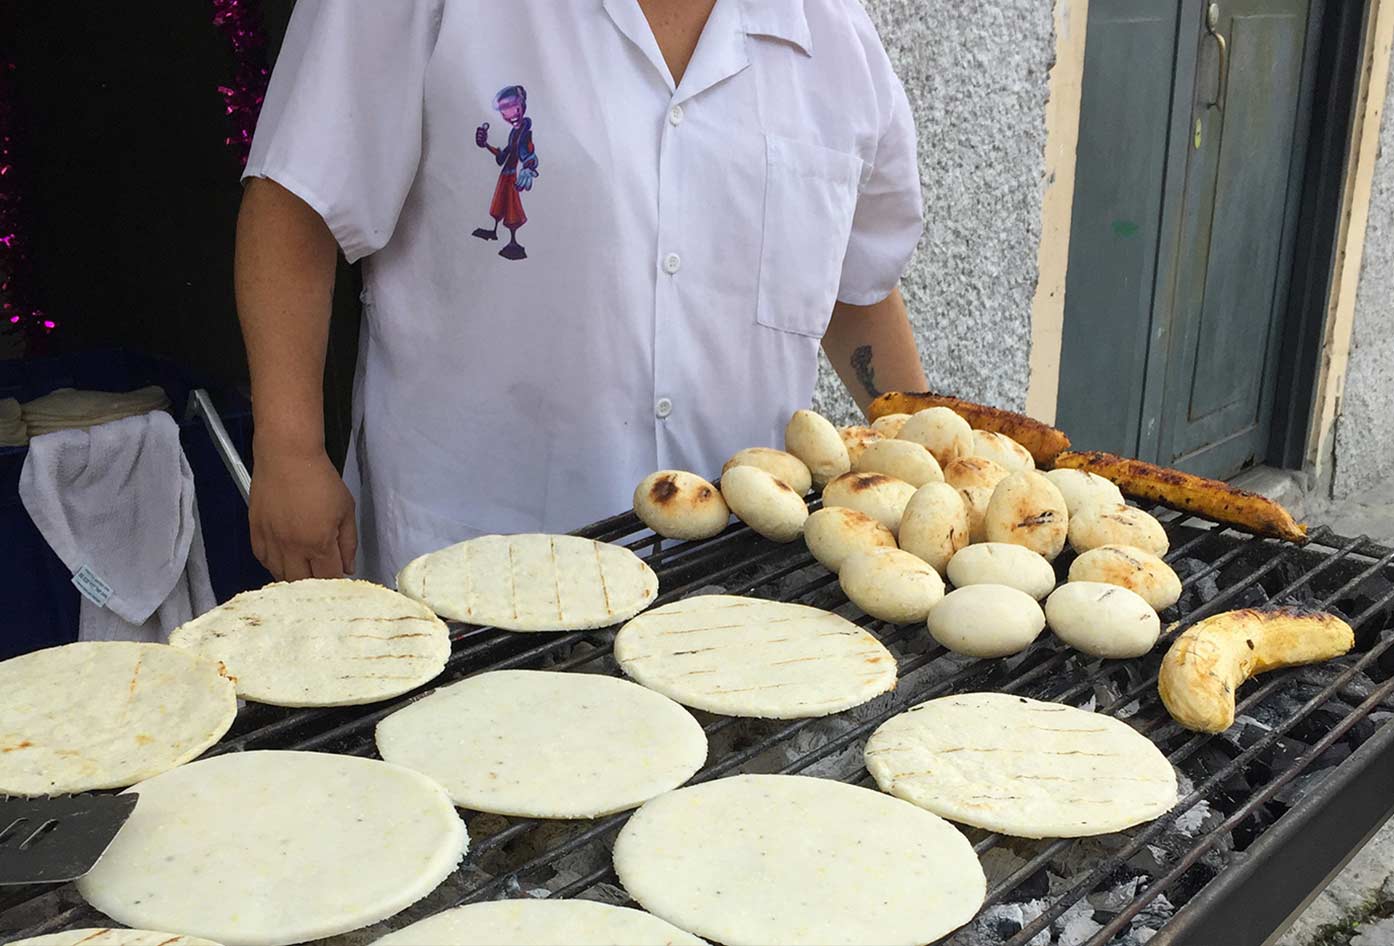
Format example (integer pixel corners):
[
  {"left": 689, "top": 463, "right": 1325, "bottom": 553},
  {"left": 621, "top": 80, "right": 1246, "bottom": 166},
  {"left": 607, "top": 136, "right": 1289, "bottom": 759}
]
[{"left": 19, "top": 411, "right": 217, "bottom": 643}]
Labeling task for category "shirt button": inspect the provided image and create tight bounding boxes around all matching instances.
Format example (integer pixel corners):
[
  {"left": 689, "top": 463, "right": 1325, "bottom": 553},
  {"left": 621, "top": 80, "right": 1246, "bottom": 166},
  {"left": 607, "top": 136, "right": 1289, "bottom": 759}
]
[
  {"left": 662, "top": 253, "right": 682, "bottom": 275},
  {"left": 655, "top": 397, "right": 674, "bottom": 419},
  {"left": 669, "top": 104, "right": 685, "bottom": 126}
]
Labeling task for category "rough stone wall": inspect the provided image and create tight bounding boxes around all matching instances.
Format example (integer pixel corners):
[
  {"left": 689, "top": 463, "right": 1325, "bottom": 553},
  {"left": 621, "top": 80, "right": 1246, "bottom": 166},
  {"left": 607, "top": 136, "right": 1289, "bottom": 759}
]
[
  {"left": 813, "top": 0, "right": 1056, "bottom": 425},
  {"left": 1333, "top": 86, "right": 1394, "bottom": 499}
]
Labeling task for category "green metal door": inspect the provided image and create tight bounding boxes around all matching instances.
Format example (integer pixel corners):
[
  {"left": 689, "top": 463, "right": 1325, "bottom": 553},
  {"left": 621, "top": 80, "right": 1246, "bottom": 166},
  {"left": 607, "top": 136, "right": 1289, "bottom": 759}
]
[
  {"left": 1057, "top": 0, "right": 1324, "bottom": 478},
  {"left": 1057, "top": 0, "right": 1195, "bottom": 458},
  {"left": 1155, "top": 0, "right": 1320, "bottom": 475}
]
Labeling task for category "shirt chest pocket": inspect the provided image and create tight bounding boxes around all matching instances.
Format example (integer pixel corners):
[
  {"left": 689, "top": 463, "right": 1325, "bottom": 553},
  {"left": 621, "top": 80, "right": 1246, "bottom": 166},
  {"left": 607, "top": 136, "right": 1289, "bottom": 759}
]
[{"left": 756, "top": 134, "right": 865, "bottom": 338}]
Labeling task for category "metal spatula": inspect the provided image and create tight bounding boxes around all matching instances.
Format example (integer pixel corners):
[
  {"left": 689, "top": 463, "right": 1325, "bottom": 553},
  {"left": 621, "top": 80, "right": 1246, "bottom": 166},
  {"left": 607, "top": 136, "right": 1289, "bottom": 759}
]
[{"left": 0, "top": 793, "right": 139, "bottom": 885}]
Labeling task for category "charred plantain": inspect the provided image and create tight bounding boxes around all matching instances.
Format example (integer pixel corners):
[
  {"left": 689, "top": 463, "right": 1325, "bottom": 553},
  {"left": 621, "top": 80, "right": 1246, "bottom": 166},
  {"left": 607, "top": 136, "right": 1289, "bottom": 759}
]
[
  {"left": 1052, "top": 450, "right": 1308, "bottom": 543},
  {"left": 867, "top": 392, "right": 1071, "bottom": 467},
  {"left": 1158, "top": 608, "right": 1354, "bottom": 732}
]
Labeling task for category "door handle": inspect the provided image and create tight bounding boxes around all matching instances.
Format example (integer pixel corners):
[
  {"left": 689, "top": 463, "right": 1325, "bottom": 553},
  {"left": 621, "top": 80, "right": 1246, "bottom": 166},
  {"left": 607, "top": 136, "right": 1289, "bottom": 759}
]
[{"left": 1204, "top": 3, "right": 1230, "bottom": 113}]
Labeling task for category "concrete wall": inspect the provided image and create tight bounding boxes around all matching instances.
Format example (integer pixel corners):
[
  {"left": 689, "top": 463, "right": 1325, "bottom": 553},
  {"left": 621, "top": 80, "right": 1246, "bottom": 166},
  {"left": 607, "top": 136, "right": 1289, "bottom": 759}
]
[
  {"left": 813, "top": 0, "right": 1057, "bottom": 426},
  {"left": 1332, "top": 85, "right": 1394, "bottom": 499}
]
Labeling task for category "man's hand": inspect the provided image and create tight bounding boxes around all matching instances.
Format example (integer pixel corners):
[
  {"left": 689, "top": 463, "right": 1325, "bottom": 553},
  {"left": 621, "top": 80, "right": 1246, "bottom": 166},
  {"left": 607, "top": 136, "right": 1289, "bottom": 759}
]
[
  {"left": 475, "top": 122, "right": 490, "bottom": 148},
  {"left": 235, "top": 177, "right": 343, "bottom": 581},
  {"left": 249, "top": 441, "right": 357, "bottom": 580}
]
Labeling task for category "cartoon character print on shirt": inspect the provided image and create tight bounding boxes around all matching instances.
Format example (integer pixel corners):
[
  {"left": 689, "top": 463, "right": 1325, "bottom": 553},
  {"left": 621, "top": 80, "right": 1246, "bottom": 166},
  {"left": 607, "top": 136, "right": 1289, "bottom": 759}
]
[{"left": 472, "top": 84, "right": 538, "bottom": 261}]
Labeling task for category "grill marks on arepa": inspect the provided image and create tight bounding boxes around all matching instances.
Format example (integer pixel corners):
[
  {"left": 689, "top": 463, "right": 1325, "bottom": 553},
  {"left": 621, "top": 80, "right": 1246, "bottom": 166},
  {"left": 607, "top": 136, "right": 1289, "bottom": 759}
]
[
  {"left": 864, "top": 693, "right": 1178, "bottom": 838},
  {"left": 0, "top": 642, "right": 237, "bottom": 797},
  {"left": 6, "top": 929, "right": 224, "bottom": 946},
  {"left": 168, "top": 579, "right": 450, "bottom": 707},
  {"left": 396, "top": 534, "right": 658, "bottom": 631},
  {"left": 615, "top": 595, "right": 897, "bottom": 718}
]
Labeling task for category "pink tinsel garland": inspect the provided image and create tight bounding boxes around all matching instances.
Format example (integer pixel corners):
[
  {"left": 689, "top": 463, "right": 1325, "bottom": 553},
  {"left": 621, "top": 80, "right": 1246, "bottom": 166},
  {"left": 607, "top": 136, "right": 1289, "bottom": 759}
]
[
  {"left": 211, "top": 0, "right": 270, "bottom": 168},
  {"left": 0, "top": 60, "right": 50, "bottom": 344},
  {"left": 0, "top": 4, "right": 269, "bottom": 346}
]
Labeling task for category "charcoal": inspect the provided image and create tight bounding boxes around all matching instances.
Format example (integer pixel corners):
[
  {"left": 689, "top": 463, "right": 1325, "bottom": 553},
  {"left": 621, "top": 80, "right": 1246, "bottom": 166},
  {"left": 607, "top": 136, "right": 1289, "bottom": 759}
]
[
  {"left": 1192, "top": 741, "right": 1254, "bottom": 796},
  {"left": 1172, "top": 798, "right": 1214, "bottom": 837},
  {"left": 1011, "top": 864, "right": 1053, "bottom": 901},
  {"left": 1296, "top": 659, "right": 1379, "bottom": 698},
  {"left": 577, "top": 882, "right": 632, "bottom": 906},
  {"left": 1048, "top": 835, "right": 1132, "bottom": 887},
  {"left": 1272, "top": 767, "right": 1336, "bottom": 806},
  {"left": 1057, "top": 899, "right": 1104, "bottom": 946},
  {"left": 948, "top": 901, "right": 1052, "bottom": 946},
  {"left": 1175, "top": 559, "right": 1220, "bottom": 615},
  {"left": 1118, "top": 892, "right": 1176, "bottom": 945},
  {"left": 1330, "top": 571, "right": 1394, "bottom": 630},
  {"left": 980, "top": 844, "right": 1029, "bottom": 884},
  {"left": 1265, "top": 557, "right": 1325, "bottom": 607},
  {"left": 1088, "top": 875, "right": 1145, "bottom": 914}
]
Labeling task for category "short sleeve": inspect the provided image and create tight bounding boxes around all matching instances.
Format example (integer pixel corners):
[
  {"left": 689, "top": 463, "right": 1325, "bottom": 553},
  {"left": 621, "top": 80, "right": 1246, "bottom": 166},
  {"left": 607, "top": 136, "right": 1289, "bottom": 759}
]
[
  {"left": 837, "top": 67, "right": 925, "bottom": 306},
  {"left": 242, "top": 0, "right": 443, "bottom": 263}
]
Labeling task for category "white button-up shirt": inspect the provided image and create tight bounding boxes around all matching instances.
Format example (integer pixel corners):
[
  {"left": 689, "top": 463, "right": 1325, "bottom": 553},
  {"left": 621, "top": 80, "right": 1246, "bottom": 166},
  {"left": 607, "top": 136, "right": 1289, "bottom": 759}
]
[{"left": 245, "top": 0, "right": 923, "bottom": 582}]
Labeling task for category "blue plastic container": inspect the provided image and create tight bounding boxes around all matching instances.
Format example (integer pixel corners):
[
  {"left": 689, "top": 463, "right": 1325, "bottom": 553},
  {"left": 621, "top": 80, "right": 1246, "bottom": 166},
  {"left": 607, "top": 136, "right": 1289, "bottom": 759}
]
[{"left": 1, "top": 349, "right": 268, "bottom": 659}]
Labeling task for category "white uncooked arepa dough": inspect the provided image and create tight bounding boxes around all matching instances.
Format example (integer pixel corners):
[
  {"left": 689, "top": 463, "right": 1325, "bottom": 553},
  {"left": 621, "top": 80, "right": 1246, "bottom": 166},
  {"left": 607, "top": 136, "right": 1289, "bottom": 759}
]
[
  {"left": 614, "top": 595, "right": 896, "bottom": 718},
  {"left": 7, "top": 932, "right": 221, "bottom": 946},
  {"left": 0, "top": 641, "right": 236, "bottom": 796},
  {"left": 370, "top": 900, "right": 706, "bottom": 946},
  {"left": 613, "top": 774, "right": 986, "bottom": 946},
  {"left": 376, "top": 669, "right": 707, "bottom": 818},
  {"left": 865, "top": 692, "right": 1178, "bottom": 838},
  {"left": 76, "top": 751, "right": 468, "bottom": 946},
  {"left": 397, "top": 534, "right": 659, "bottom": 631},
  {"left": 169, "top": 579, "right": 450, "bottom": 707}
]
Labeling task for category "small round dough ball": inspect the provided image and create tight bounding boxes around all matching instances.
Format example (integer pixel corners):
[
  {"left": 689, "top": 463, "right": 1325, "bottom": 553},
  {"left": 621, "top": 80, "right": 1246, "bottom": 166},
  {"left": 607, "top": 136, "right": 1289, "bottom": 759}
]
[
  {"left": 804, "top": 506, "right": 897, "bottom": 573},
  {"left": 984, "top": 471, "right": 1070, "bottom": 560},
  {"left": 971, "top": 430, "right": 1035, "bottom": 472},
  {"left": 943, "top": 456, "right": 1011, "bottom": 492},
  {"left": 927, "top": 584, "right": 1046, "bottom": 658},
  {"left": 1044, "top": 468, "right": 1126, "bottom": 518},
  {"left": 1069, "top": 503, "right": 1169, "bottom": 557},
  {"left": 785, "top": 410, "right": 850, "bottom": 488},
  {"left": 840, "top": 547, "right": 945, "bottom": 624},
  {"left": 897, "top": 407, "right": 974, "bottom": 467},
  {"left": 854, "top": 439, "right": 944, "bottom": 488},
  {"left": 633, "top": 471, "right": 730, "bottom": 541},
  {"left": 838, "top": 425, "right": 884, "bottom": 466},
  {"left": 723, "top": 448, "right": 812, "bottom": 496},
  {"left": 1046, "top": 582, "right": 1160, "bottom": 658},
  {"left": 822, "top": 472, "right": 917, "bottom": 535},
  {"left": 871, "top": 413, "right": 912, "bottom": 439},
  {"left": 946, "top": 543, "right": 1057, "bottom": 600},
  {"left": 898, "top": 482, "right": 970, "bottom": 574},
  {"left": 1069, "top": 544, "right": 1182, "bottom": 611},
  {"left": 958, "top": 485, "right": 993, "bottom": 544},
  {"left": 720, "top": 464, "right": 809, "bottom": 543}
]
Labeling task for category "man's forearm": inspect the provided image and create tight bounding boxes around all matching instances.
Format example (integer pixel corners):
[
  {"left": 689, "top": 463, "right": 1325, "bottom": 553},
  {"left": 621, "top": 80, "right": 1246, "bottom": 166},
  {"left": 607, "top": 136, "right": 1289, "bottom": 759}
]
[
  {"left": 234, "top": 178, "right": 339, "bottom": 453},
  {"left": 821, "top": 286, "right": 928, "bottom": 416}
]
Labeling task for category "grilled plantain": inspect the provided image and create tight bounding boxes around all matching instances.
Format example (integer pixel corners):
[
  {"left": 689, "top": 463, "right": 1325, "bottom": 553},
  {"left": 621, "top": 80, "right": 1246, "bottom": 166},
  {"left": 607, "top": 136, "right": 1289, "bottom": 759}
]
[
  {"left": 1052, "top": 451, "right": 1308, "bottom": 543},
  {"left": 1159, "top": 608, "right": 1354, "bottom": 732},
  {"left": 867, "top": 392, "right": 1071, "bottom": 467}
]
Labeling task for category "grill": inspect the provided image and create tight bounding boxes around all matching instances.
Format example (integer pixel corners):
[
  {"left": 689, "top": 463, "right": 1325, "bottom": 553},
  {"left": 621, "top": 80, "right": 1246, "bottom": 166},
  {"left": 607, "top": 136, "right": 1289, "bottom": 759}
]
[{"left": 4, "top": 503, "right": 1394, "bottom": 946}]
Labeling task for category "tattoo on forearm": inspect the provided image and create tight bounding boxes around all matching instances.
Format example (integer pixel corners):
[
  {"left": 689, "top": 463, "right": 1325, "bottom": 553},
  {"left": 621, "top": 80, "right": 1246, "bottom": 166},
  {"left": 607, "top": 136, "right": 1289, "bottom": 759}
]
[{"left": 851, "top": 345, "right": 880, "bottom": 399}]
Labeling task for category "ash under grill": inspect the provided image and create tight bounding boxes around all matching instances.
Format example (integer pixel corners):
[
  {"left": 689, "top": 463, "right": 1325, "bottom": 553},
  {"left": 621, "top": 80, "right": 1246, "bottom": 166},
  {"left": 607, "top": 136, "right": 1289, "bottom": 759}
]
[{"left": 5, "top": 506, "right": 1394, "bottom": 946}]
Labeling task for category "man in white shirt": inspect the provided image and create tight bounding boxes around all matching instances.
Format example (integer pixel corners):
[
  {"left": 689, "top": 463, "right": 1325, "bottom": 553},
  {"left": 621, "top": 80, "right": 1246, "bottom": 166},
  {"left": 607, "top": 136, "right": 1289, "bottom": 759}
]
[{"left": 237, "top": 0, "right": 930, "bottom": 584}]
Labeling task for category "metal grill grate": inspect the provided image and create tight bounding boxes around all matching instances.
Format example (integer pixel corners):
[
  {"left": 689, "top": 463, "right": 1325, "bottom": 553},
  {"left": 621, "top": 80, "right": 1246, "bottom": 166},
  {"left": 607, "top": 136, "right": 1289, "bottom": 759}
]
[{"left": 4, "top": 505, "right": 1394, "bottom": 945}]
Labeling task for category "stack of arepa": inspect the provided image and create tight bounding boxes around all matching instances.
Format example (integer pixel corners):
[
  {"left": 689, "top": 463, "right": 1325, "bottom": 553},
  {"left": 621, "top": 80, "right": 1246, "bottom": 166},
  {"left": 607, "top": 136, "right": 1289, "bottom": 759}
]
[
  {"left": 20, "top": 385, "right": 171, "bottom": 437},
  {"left": 0, "top": 397, "right": 26, "bottom": 446}
]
